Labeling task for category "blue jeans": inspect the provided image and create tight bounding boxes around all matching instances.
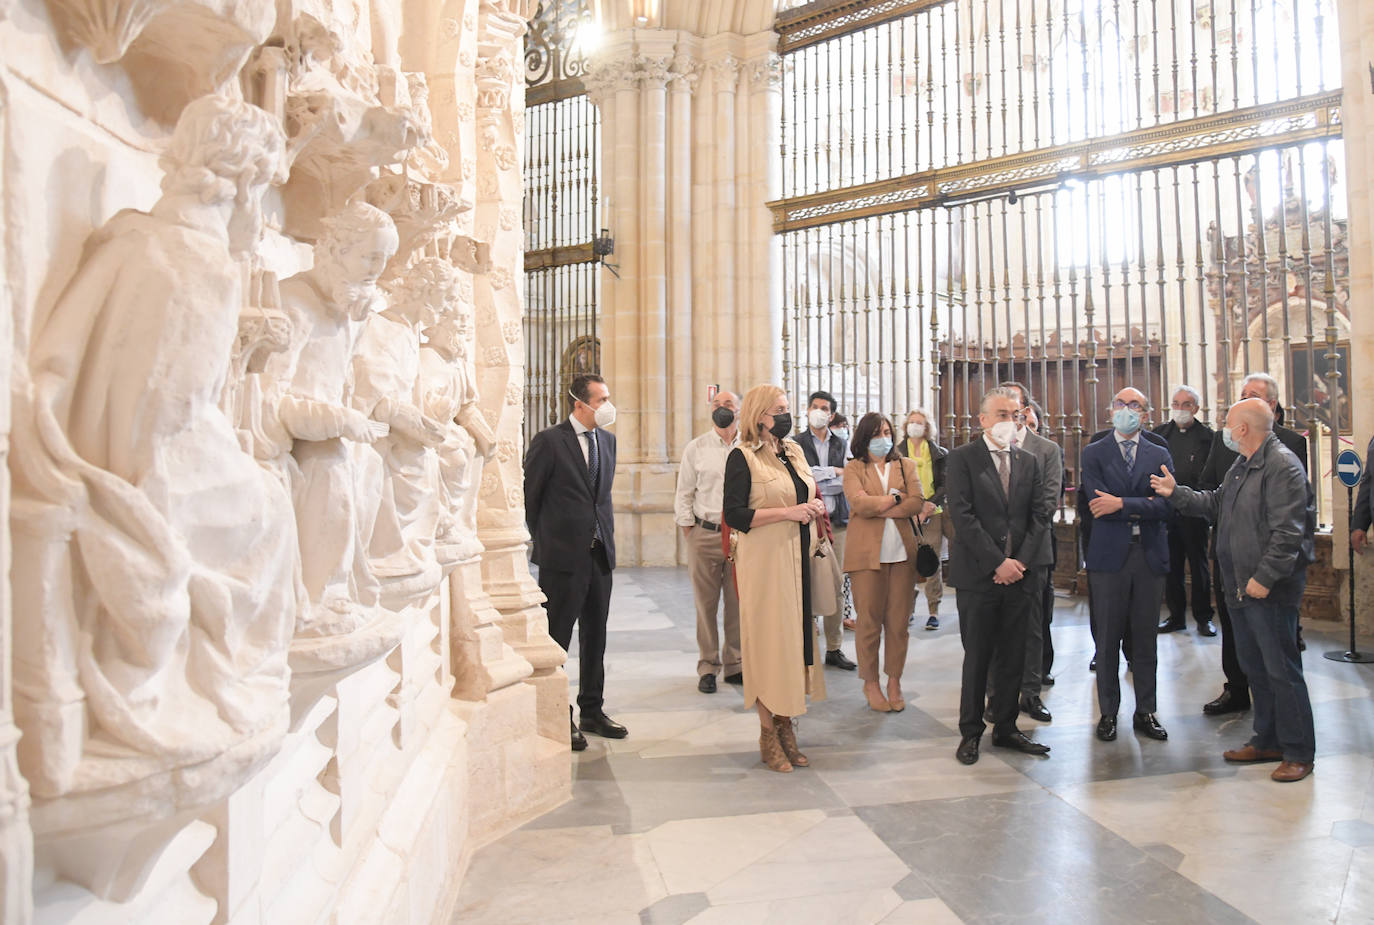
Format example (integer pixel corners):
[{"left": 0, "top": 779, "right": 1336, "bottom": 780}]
[{"left": 1230, "top": 600, "right": 1315, "bottom": 763}]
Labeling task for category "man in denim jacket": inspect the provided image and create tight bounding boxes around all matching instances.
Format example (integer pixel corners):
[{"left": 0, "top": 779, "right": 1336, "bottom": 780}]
[{"left": 1151, "top": 398, "right": 1316, "bottom": 783}]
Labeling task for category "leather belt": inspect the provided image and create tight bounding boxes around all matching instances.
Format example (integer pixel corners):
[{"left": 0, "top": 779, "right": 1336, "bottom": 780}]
[{"left": 694, "top": 516, "right": 722, "bottom": 533}]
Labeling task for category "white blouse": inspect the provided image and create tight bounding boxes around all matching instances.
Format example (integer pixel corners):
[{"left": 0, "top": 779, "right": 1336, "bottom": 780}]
[{"left": 875, "top": 462, "right": 908, "bottom": 565}]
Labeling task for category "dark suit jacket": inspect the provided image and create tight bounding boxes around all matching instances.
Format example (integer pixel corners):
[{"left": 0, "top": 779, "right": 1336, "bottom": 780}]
[
  {"left": 524, "top": 420, "right": 617, "bottom": 570},
  {"left": 1354, "top": 434, "right": 1374, "bottom": 533},
  {"left": 1080, "top": 433, "right": 1173, "bottom": 575},
  {"left": 945, "top": 439, "right": 1052, "bottom": 589},
  {"left": 1077, "top": 427, "right": 1168, "bottom": 549}
]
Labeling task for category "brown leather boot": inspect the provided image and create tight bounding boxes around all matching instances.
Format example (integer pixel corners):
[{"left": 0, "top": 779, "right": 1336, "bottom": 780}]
[
  {"left": 773, "top": 715, "right": 809, "bottom": 767},
  {"left": 759, "top": 723, "right": 793, "bottom": 773}
]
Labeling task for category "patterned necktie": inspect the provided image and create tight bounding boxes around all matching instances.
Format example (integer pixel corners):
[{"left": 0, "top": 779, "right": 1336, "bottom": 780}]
[
  {"left": 585, "top": 430, "right": 603, "bottom": 540},
  {"left": 1121, "top": 439, "right": 1135, "bottom": 471},
  {"left": 995, "top": 449, "right": 1011, "bottom": 497}
]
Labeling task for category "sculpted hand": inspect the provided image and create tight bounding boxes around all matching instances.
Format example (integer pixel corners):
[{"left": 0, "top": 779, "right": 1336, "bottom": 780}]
[
  {"left": 342, "top": 408, "right": 381, "bottom": 443},
  {"left": 993, "top": 558, "right": 1025, "bottom": 585},
  {"left": 1353, "top": 529, "right": 1368, "bottom": 555},
  {"left": 1149, "top": 464, "right": 1176, "bottom": 498},
  {"left": 1088, "top": 490, "right": 1124, "bottom": 517},
  {"left": 1245, "top": 578, "right": 1270, "bottom": 599}
]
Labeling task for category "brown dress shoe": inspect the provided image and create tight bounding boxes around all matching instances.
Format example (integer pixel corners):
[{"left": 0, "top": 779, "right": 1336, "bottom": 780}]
[
  {"left": 773, "top": 715, "right": 809, "bottom": 767},
  {"left": 759, "top": 724, "right": 793, "bottom": 773},
  {"left": 1223, "top": 744, "right": 1284, "bottom": 763},
  {"left": 1271, "top": 761, "right": 1314, "bottom": 782}
]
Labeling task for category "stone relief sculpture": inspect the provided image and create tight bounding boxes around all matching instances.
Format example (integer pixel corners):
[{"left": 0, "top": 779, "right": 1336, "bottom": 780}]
[
  {"left": 9, "top": 95, "right": 298, "bottom": 834},
  {"left": 273, "top": 201, "right": 403, "bottom": 673},
  {"left": 420, "top": 279, "right": 494, "bottom": 565},
  {"left": 352, "top": 257, "right": 450, "bottom": 600}
]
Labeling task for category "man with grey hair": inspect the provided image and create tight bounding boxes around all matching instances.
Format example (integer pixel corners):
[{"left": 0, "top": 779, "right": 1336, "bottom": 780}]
[
  {"left": 1197, "top": 372, "right": 1308, "bottom": 716},
  {"left": 947, "top": 388, "right": 1054, "bottom": 764},
  {"left": 675, "top": 389, "right": 743, "bottom": 693},
  {"left": 1153, "top": 386, "right": 1216, "bottom": 636},
  {"left": 1152, "top": 398, "right": 1316, "bottom": 782}
]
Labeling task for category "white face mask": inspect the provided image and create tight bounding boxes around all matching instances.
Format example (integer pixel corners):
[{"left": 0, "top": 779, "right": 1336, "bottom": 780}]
[
  {"left": 907, "top": 423, "right": 926, "bottom": 440},
  {"left": 989, "top": 420, "right": 1019, "bottom": 448},
  {"left": 808, "top": 408, "right": 831, "bottom": 430},
  {"left": 593, "top": 400, "right": 617, "bottom": 428},
  {"left": 1170, "top": 408, "right": 1195, "bottom": 427}
]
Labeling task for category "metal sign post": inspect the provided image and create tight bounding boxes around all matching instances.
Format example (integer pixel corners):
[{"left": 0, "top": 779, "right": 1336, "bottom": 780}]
[{"left": 1326, "top": 449, "right": 1374, "bottom": 664}]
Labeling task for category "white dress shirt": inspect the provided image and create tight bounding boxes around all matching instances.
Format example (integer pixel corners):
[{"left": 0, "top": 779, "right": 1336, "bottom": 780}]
[
  {"left": 875, "top": 462, "right": 908, "bottom": 564},
  {"left": 674, "top": 428, "right": 740, "bottom": 526},
  {"left": 1113, "top": 430, "right": 1142, "bottom": 535},
  {"left": 570, "top": 414, "right": 596, "bottom": 465}
]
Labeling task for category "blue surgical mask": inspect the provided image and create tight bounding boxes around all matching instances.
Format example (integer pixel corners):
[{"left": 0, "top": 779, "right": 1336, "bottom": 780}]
[
  {"left": 1112, "top": 407, "right": 1142, "bottom": 435},
  {"left": 1222, "top": 426, "right": 1240, "bottom": 454},
  {"left": 870, "top": 437, "right": 894, "bottom": 458},
  {"left": 832, "top": 428, "right": 850, "bottom": 444}
]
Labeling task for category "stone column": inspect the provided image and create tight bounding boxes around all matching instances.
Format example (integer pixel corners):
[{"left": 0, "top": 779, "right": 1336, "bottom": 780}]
[
  {"left": 1336, "top": 0, "right": 1374, "bottom": 634},
  {"left": 744, "top": 45, "right": 783, "bottom": 390},
  {"left": 708, "top": 52, "right": 741, "bottom": 395},
  {"left": 667, "top": 48, "right": 699, "bottom": 460},
  {"left": 0, "top": 71, "right": 34, "bottom": 925}
]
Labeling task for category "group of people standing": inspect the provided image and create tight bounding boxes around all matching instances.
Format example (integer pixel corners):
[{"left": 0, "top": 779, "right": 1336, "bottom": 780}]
[{"left": 526, "top": 370, "right": 1320, "bottom": 785}]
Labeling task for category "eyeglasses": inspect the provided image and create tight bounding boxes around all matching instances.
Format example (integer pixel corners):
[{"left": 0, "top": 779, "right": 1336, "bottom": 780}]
[{"left": 1112, "top": 400, "right": 1146, "bottom": 412}]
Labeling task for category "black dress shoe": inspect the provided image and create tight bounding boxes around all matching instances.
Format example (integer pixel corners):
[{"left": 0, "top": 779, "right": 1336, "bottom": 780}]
[
  {"left": 723, "top": 672, "right": 744, "bottom": 685},
  {"left": 1096, "top": 715, "right": 1118, "bottom": 742},
  {"left": 1133, "top": 712, "right": 1168, "bottom": 740},
  {"left": 825, "top": 649, "right": 857, "bottom": 670},
  {"left": 570, "top": 718, "right": 587, "bottom": 751},
  {"left": 1089, "top": 656, "right": 1097, "bottom": 672},
  {"left": 698, "top": 674, "right": 717, "bottom": 694},
  {"left": 1041, "top": 674, "right": 1056, "bottom": 686},
  {"left": 1197, "top": 619, "right": 1217, "bottom": 637},
  {"left": 956, "top": 736, "right": 981, "bottom": 765},
  {"left": 991, "top": 730, "right": 1051, "bottom": 756},
  {"left": 1020, "top": 694, "right": 1052, "bottom": 723},
  {"left": 579, "top": 711, "right": 629, "bottom": 739},
  {"left": 1157, "top": 618, "right": 1186, "bottom": 633},
  {"left": 1203, "top": 687, "right": 1250, "bottom": 715}
]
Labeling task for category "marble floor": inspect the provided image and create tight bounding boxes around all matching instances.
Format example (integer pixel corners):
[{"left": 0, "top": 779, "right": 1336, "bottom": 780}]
[{"left": 453, "top": 568, "right": 1374, "bottom": 925}]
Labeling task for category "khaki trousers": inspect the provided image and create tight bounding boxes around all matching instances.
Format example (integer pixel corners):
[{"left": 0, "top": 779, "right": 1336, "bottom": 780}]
[
  {"left": 913, "top": 513, "right": 945, "bottom": 615},
  {"left": 820, "top": 527, "right": 847, "bottom": 650},
  {"left": 689, "top": 525, "right": 741, "bottom": 677},
  {"left": 849, "top": 558, "right": 918, "bottom": 681}
]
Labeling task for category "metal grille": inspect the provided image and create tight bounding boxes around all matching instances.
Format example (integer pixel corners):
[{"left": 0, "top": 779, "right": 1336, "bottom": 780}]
[
  {"left": 775, "top": 0, "right": 1349, "bottom": 524},
  {"left": 523, "top": 0, "right": 601, "bottom": 447}
]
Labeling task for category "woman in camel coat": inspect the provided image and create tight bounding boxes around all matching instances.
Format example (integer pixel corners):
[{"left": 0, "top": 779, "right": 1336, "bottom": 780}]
[
  {"left": 723, "top": 384, "right": 828, "bottom": 772},
  {"left": 842, "top": 413, "right": 926, "bottom": 713}
]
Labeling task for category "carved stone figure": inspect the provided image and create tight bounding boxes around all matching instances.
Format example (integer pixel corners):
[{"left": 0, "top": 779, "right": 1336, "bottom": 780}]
[
  {"left": 273, "top": 202, "right": 401, "bottom": 671},
  {"left": 353, "top": 257, "right": 450, "bottom": 598},
  {"left": 420, "top": 285, "right": 494, "bottom": 564},
  {"left": 9, "top": 95, "right": 297, "bottom": 834}
]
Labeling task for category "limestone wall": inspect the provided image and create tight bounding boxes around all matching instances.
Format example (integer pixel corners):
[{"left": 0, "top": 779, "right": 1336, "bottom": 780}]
[{"left": 0, "top": 1, "right": 567, "bottom": 922}]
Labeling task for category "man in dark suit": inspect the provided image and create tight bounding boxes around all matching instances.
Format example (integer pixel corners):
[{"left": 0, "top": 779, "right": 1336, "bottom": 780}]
[
  {"left": 1079, "top": 423, "right": 1168, "bottom": 671},
  {"left": 1082, "top": 387, "right": 1174, "bottom": 743},
  {"left": 1349, "top": 433, "right": 1374, "bottom": 554},
  {"left": 1198, "top": 372, "right": 1309, "bottom": 716},
  {"left": 1154, "top": 385, "right": 1217, "bottom": 636},
  {"left": 947, "top": 387, "right": 1054, "bottom": 765},
  {"left": 524, "top": 373, "right": 626, "bottom": 751}
]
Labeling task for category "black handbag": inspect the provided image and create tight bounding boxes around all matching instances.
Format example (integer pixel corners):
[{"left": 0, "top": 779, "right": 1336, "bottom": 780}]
[{"left": 900, "top": 461, "right": 941, "bottom": 579}]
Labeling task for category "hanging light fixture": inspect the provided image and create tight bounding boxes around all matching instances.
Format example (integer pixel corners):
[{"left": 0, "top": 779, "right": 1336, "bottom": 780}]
[{"left": 631, "top": 0, "right": 659, "bottom": 28}]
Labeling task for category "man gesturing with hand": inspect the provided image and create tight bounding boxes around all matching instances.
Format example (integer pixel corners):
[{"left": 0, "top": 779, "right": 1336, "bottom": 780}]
[
  {"left": 1150, "top": 398, "right": 1316, "bottom": 783},
  {"left": 946, "top": 388, "right": 1054, "bottom": 765}
]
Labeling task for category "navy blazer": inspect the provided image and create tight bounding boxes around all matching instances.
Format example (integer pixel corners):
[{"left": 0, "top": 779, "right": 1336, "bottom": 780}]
[
  {"left": 524, "top": 420, "right": 617, "bottom": 570},
  {"left": 1080, "top": 433, "right": 1173, "bottom": 575}
]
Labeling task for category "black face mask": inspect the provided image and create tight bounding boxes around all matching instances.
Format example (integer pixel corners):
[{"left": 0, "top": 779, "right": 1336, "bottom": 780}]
[
  {"left": 768, "top": 412, "right": 793, "bottom": 439},
  {"left": 711, "top": 407, "right": 736, "bottom": 428}
]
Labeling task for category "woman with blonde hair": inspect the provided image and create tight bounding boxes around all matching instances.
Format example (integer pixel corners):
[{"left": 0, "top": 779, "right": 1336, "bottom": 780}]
[
  {"left": 723, "top": 385, "right": 828, "bottom": 772},
  {"left": 843, "top": 413, "right": 926, "bottom": 712},
  {"left": 897, "top": 408, "right": 950, "bottom": 630}
]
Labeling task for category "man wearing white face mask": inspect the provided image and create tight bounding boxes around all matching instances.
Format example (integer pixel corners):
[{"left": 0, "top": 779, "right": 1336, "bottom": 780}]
[
  {"left": 1153, "top": 386, "right": 1216, "bottom": 637},
  {"left": 947, "top": 388, "right": 1054, "bottom": 765},
  {"left": 793, "top": 390, "right": 857, "bottom": 671},
  {"left": 524, "top": 373, "right": 624, "bottom": 751},
  {"left": 1081, "top": 387, "right": 1174, "bottom": 745}
]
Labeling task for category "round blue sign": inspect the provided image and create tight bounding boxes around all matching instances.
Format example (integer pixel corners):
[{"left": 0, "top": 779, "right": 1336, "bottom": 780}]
[{"left": 1337, "top": 449, "right": 1364, "bottom": 488}]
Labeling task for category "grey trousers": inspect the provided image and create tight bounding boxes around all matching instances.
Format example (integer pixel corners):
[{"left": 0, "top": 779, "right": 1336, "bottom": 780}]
[
  {"left": 1020, "top": 565, "right": 1055, "bottom": 696},
  {"left": 1089, "top": 544, "right": 1164, "bottom": 716}
]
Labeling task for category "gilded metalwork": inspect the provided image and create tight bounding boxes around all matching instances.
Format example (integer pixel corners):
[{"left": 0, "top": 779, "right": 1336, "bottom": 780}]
[{"left": 525, "top": 0, "right": 596, "bottom": 100}]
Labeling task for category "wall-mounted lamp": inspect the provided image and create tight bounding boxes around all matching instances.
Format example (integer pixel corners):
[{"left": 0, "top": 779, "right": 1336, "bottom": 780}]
[{"left": 593, "top": 227, "right": 620, "bottom": 278}]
